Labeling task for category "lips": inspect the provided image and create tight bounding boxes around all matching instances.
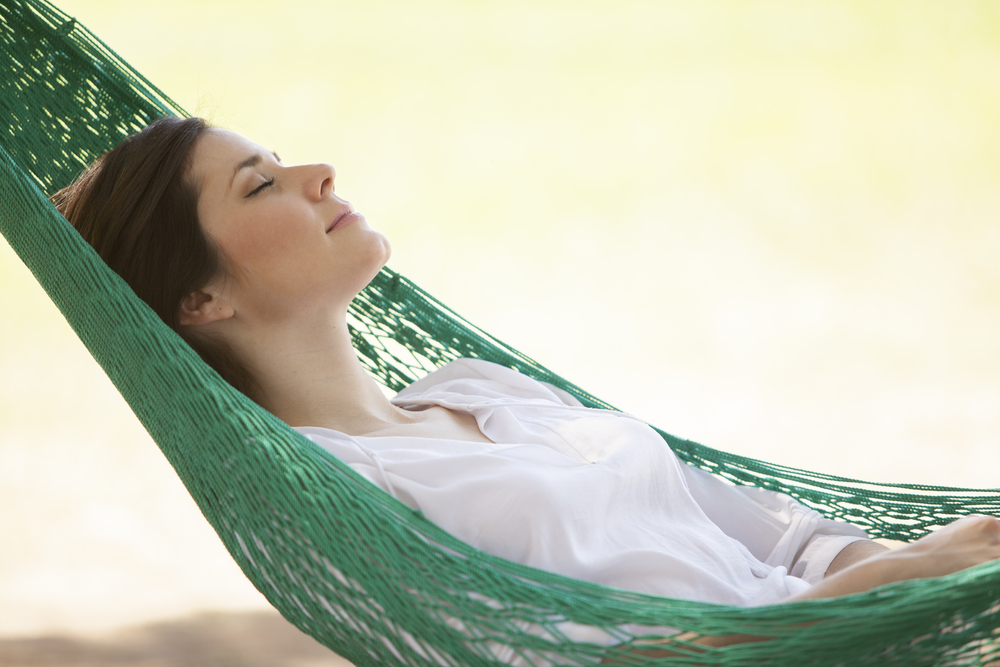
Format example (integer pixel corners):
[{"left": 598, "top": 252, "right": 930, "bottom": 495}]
[{"left": 327, "top": 205, "right": 356, "bottom": 233}]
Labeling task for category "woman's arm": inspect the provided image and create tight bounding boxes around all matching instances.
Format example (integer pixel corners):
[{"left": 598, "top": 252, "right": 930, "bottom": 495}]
[
  {"left": 604, "top": 516, "right": 1000, "bottom": 662},
  {"left": 823, "top": 538, "right": 889, "bottom": 577},
  {"left": 786, "top": 514, "right": 1000, "bottom": 602}
]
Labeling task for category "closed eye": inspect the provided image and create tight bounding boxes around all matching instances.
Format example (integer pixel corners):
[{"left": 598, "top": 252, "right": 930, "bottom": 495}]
[{"left": 245, "top": 177, "right": 275, "bottom": 199}]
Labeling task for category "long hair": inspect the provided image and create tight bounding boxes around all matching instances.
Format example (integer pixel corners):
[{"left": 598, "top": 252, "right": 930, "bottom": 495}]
[{"left": 52, "top": 116, "right": 257, "bottom": 396}]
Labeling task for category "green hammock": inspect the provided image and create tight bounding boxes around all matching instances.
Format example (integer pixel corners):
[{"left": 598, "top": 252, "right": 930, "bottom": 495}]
[{"left": 4, "top": 1, "right": 1000, "bottom": 664}]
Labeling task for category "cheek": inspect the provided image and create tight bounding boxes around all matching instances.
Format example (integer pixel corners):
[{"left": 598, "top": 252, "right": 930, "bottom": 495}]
[{"left": 222, "top": 212, "right": 310, "bottom": 276}]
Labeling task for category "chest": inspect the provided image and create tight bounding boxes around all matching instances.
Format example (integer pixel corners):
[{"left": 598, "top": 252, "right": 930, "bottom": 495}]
[{"left": 371, "top": 406, "right": 494, "bottom": 444}]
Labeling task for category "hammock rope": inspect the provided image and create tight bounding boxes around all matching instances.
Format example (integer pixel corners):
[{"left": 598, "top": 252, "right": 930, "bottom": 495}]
[{"left": 3, "top": 0, "right": 1000, "bottom": 663}]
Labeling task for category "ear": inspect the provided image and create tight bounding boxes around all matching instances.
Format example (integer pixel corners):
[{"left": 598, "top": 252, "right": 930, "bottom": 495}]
[{"left": 178, "top": 289, "right": 235, "bottom": 327}]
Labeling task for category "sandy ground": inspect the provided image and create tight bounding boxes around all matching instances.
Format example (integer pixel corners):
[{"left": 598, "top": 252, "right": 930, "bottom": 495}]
[{"left": 0, "top": 611, "right": 352, "bottom": 667}]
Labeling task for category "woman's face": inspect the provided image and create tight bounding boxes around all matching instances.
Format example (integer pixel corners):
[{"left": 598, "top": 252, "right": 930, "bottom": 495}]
[{"left": 189, "top": 129, "right": 390, "bottom": 324}]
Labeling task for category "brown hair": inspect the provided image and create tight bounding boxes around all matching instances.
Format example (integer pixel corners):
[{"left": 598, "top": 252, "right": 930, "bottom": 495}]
[{"left": 52, "top": 116, "right": 257, "bottom": 396}]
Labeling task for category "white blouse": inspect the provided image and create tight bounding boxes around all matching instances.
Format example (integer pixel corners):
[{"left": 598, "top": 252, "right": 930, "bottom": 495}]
[{"left": 296, "top": 358, "right": 867, "bottom": 610}]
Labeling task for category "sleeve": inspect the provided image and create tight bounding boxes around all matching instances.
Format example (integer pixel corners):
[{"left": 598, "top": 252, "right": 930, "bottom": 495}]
[{"left": 680, "top": 463, "right": 869, "bottom": 583}]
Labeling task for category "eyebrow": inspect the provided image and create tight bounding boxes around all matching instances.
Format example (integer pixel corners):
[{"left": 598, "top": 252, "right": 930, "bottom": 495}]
[{"left": 229, "top": 151, "right": 281, "bottom": 190}]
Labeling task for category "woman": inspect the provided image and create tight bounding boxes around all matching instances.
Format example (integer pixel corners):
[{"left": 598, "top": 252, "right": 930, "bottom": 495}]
[{"left": 54, "top": 116, "right": 1000, "bottom": 655}]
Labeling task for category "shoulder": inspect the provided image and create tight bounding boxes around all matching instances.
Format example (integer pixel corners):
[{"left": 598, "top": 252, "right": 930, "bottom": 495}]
[{"left": 393, "top": 358, "right": 583, "bottom": 407}]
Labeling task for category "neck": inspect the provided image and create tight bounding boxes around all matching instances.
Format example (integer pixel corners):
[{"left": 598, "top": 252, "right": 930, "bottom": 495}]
[{"left": 225, "top": 310, "right": 415, "bottom": 434}]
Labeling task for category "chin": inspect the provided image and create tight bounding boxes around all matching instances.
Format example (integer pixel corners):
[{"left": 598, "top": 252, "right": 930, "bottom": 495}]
[
  {"left": 379, "top": 235, "right": 392, "bottom": 265},
  {"left": 358, "top": 230, "right": 392, "bottom": 284},
  {"left": 362, "top": 225, "right": 391, "bottom": 265}
]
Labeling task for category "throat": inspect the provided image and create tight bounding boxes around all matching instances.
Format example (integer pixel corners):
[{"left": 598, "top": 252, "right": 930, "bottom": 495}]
[{"left": 229, "top": 316, "right": 490, "bottom": 443}]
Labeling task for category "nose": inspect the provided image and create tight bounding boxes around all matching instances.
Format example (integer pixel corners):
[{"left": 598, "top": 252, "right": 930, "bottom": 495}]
[{"left": 304, "top": 163, "right": 336, "bottom": 201}]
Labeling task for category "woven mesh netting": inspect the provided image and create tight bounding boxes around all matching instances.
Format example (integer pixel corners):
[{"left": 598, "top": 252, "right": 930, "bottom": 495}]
[{"left": 4, "top": 0, "right": 1000, "bottom": 664}]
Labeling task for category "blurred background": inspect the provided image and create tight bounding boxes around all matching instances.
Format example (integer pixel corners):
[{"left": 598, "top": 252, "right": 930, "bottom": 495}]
[{"left": 3, "top": 0, "right": 1000, "bottom": 663}]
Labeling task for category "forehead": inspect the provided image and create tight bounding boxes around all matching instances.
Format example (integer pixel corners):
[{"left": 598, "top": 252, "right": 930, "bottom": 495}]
[{"left": 190, "top": 128, "right": 267, "bottom": 192}]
